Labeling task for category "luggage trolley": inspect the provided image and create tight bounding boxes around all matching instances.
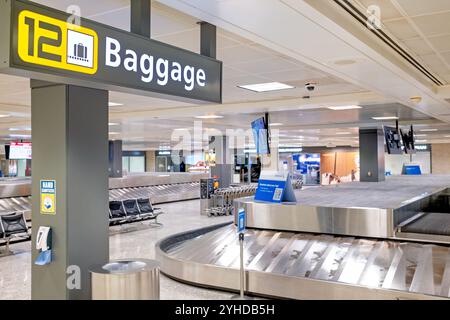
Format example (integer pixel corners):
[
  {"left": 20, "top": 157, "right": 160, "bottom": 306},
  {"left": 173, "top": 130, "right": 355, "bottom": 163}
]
[{"left": 206, "top": 185, "right": 258, "bottom": 217}]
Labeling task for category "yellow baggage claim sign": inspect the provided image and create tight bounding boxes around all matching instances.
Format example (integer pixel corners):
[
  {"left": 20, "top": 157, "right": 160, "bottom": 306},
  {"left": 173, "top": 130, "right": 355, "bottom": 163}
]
[{"left": 0, "top": 0, "right": 222, "bottom": 103}]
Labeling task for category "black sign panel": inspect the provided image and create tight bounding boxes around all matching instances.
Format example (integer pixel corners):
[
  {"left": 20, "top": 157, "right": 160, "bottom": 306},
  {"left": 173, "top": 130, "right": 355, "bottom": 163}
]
[
  {"left": 383, "top": 126, "right": 403, "bottom": 155},
  {"left": 0, "top": 0, "right": 222, "bottom": 103}
]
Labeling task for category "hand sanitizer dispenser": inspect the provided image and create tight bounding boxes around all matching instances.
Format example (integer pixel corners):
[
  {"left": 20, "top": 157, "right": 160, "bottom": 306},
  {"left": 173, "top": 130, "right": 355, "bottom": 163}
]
[{"left": 35, "top": 226, "right": 52, "bottom": 265}]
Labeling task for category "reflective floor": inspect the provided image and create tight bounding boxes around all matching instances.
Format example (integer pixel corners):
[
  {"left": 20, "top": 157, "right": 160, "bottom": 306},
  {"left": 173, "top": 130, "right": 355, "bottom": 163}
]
[{"left": 0, "top": 199, "right": 234, "bottom": 300}]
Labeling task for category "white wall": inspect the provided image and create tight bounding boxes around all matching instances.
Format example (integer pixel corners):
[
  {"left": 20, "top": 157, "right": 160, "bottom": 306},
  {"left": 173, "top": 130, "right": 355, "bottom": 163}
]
[{"left": 385, "top": 152, "right": 431, "bottom": 175}]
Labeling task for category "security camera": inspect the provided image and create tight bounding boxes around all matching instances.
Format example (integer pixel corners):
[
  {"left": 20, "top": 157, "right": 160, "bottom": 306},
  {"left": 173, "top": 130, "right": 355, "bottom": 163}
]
[{"left": 305, "top": 82, "right": 317, "bottom": 92}]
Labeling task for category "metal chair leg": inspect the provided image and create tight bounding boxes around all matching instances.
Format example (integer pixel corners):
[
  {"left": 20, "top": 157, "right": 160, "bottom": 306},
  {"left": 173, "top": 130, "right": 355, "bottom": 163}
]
[
  {"left": 148, "top": 215, "right": 163, "bottom": 228},
  {"left": 0, "top": 238, "right": 13, "bottom": 257}
]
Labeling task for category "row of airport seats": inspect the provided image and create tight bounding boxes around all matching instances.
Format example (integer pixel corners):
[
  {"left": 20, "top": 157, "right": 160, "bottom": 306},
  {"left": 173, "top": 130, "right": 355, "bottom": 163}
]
[
  {"left": 0, "top": 212, "right": 30, "bottom": 254},
  {"left": 108, "top": 198, "right": 163, "bottom": 226}
]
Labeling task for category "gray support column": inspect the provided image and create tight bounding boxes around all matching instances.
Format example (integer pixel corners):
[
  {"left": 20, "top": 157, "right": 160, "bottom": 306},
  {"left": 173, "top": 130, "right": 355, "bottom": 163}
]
[
  {"left": 359, "top": 128, "right": 385, "bottom": 182},
  {"left": 200, "top": 22, "right": 217, "bottom": 58},
  {"left": 108, "top": 140, "right": 123, "bottom": 177},
  {"left": 131, "top": 0, "right": 151, "bottom": 38},
  {"left": 210, "top": 136, "right": 232, "bottom": 188},
  {"left": 31, "top": 81, "right": 109, "bottom": 300}
]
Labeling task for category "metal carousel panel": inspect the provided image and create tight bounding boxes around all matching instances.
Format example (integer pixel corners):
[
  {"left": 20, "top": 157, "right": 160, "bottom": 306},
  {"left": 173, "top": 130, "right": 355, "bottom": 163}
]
[{"left": 156, "top": 223, "right": 450, "bottom": 300}]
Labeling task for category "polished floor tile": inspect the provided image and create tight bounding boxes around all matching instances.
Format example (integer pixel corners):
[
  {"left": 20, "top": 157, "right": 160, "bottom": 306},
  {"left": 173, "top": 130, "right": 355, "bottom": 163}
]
[{"left": 0, "top": 199, "right": 234, "bottom": 300}]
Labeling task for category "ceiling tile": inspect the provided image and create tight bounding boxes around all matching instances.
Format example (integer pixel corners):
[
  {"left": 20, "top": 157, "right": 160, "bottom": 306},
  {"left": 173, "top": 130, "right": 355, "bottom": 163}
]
[
  {"left": 217, "top": 34, "right": 242, "bottom": 49},
  {"left": 155, "top": 29, "right": 199, "bottom": 53},
  {"left": 35, "top": 0, "right": 129, "bottom": 17},
  {"left": 225, "top": 74, "right": 271, "bottom": 86},
  {"left": 152, "top": 15, "right": 197, "bottom": 38},
  {"left": 401, "top": 38, "right": 434, "bottom": 56},
  {"left": 258, "top": 68, "right": 325, "bottom": 82},
  {"left": 428, "top": 34, "right": 450, "bottom": 53},
  {"left": 383, "top": 18, "right": 419, "bottom": 40},
  {"left": 217, "top": 29, "right": 254, "bottom": 45},
  {"left": 419, "top": 53, "right": 450, "bottom": 71},
  {"left": 395, "top": 0, "right": 450, "bottom": 17},
  {"left": 231, "top": 57, "right": 300, "bottom": 75},
  {"left": 286, "top": 76, "right": 344, "bottom": 87},
  {"left": 411, "top": 12, "right": 450, "bottom": 37},
  {"left": 222, "top": 66, "right": 252, "bottom": 80},
  {"left": 441, "top": 52, "right": 450, "bottom": 66},
  {"left": 217, "top": 45, "right": 273, "bottom": 65},
  {"left": 82, "top": 6, "right": 130, "bottom": 31},
  {"left": 358, "top": 0, "right": 403, "bottom": 20}
]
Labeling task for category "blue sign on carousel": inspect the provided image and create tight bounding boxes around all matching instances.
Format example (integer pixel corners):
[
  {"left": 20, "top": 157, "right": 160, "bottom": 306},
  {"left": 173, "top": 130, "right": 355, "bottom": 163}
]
[{"left": 254, "top": 172, "right": 297, "bottom": 204}]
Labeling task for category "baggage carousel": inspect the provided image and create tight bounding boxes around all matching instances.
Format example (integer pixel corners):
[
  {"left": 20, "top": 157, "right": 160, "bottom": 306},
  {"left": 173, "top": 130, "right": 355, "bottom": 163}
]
[
  {"left": 156, "top": 175, "right": 450, "bottom": 300},
  {"left": 0, "top": 173, "right": 207, "bottom": 220},
  {"left": 156, "top": 222, "right": 450, "bottom": 300}
]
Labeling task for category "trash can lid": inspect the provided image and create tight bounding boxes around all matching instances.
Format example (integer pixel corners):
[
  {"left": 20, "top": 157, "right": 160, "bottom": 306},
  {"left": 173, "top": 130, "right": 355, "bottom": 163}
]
[{"left": 90, "top": 258, "right": 160, "bottom": 275}]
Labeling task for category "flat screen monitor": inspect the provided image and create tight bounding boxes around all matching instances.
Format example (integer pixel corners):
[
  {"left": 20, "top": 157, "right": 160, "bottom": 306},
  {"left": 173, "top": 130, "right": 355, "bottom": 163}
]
[
  {"left": 9, "top": 142, "right": 32, "bottom": 160},
  {"left": 400, "top": 125, "right": 416, "bottom": 154},
  {"left": 251, "top": 117, "right": 270, "bottom": 155},
  {"left": 383, "top": 126, "right": 402, "bottom": 155},
  {"left": 4, "top": 145, "right": 10, "bottom": 160}
]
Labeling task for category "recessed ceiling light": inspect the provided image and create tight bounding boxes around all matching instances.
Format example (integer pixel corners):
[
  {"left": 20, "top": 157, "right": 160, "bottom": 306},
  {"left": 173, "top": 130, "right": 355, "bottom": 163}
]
[
  {"left": 445, "top": 135, "right": 450, "bottom": 138},
  {"left": 327, "top": 105, "right": 362, "bottom": 111},
  {"left": 174, "top": 128, "right": 190, "bottom": 131},
  {"left": 238, "top": 82, "right": 294, "bottom": 93},
  {"left": 0, "top": 114, "right": 10, "bottom": 118},
  {"left": 336, "top": 132, "right": 352, "bottom": 135},
  {"left": 269, "top": 123, "right": 283, "bottom": 126},
  {"left": 9, "top": 127, "right": 31, "bottom": 131},
  {"left": 372, "top": 116, "right": 399, "bottom": 120},
  {"left": 108, "top": 102, "right": 123, "bottom": 107},
  {"left": 9, "top": 134, "right": 31, "bottom": 138},
  {"left": 108, "top": 123, "right": 119, "bottom": 126},
  {"left": 419, "top": 128, "right": 438, "bottom": 132},
  {"left": 195, "top": 115, "right": 224, "bottom": 119},
  {"left": 109, "top": 132, "right": 120, "bottom": 135},
  {"left": 415, "top": 134, "right": 427, "bottom": 137},
  {"left": 416, "top": 139, "right": 427, "bottom": 143}
]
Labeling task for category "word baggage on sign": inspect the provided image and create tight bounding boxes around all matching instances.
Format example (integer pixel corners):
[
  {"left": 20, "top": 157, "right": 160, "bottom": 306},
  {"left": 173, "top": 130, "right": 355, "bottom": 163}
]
[{"left": 0, "top": 0, "right": 222, "bottom": 103}]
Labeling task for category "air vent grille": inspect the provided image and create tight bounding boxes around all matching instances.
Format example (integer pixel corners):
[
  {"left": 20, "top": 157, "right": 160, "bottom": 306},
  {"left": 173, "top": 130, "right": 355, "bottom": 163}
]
[{"left": 334, "top": 0, "right": 443, "bottom": 87}]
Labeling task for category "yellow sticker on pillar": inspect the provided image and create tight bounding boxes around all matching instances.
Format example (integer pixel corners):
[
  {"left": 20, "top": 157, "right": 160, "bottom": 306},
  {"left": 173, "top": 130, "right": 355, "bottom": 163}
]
[{"left": 40, "top": 180, "right": 56, "bottom": 215}]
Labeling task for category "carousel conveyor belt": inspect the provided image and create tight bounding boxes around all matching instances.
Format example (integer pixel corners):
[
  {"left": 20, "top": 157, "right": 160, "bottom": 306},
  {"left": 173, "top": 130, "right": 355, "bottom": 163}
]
[
  {"left": 0, "top": 182, "right": 201, "bottom": 219},
  {"left": 156, "top": 222, "right": 450, "bottom": 300},
  {"left": 400, "top": 213, "right": 450, "bottom": 236}
]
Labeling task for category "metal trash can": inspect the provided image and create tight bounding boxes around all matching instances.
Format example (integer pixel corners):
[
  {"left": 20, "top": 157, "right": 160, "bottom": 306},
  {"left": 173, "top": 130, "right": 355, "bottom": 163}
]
[{"left": 90, "top": 258, "right": 160, "bottom": 300}]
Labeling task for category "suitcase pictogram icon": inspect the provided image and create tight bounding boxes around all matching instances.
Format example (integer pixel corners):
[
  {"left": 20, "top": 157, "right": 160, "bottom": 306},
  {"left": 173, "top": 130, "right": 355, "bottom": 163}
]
[{"left": 73, "top": 43, "right": 88, "bottom": 60}]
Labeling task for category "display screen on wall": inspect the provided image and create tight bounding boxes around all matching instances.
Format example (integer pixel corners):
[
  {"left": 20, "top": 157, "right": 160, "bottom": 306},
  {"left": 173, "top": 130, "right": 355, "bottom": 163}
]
[
  {"left": 9, "top": 142, "right": 32, "bottom": 160},
  {"left": 251, "top": 117, "right": 270, "bottom": 155},
  {"left": 383, "top": 126, "right": 403, "bottom": 154},
  {"left": 400, "top": 125, "right": 416, "bottom": 154}
]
